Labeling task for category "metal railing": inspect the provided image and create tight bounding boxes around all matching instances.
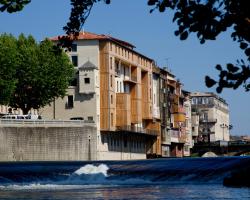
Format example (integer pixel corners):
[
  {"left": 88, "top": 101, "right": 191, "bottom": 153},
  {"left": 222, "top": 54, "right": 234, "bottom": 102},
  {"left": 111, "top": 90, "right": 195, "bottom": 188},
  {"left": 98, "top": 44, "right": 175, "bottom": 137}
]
[
  {"left": 199, "top": 118, "right": 217, "bottom": 123},
  {"left": 0, "top": 119, "right": 95, "bottom": 127}
]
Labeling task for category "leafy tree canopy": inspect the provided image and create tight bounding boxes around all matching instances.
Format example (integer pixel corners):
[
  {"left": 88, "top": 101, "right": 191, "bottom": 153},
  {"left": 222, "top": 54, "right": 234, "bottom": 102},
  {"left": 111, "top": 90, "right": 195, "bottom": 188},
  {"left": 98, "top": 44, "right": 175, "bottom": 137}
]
[
  {"left": 0, "top": 0, "right": 249, "bottom": 92},
  {"left": 0, "top": 33, "right": 18, "bottom": 105},
  {"left": 0, "top": 34, "right": 74, "bottom": 114}
]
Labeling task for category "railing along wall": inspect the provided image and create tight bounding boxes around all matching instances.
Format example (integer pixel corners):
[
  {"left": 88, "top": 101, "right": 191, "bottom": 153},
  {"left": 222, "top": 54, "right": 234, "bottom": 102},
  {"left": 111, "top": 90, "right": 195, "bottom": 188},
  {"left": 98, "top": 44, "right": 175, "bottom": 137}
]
[{"left": 0, "top": 119, "right": 95, "bottom": 127}]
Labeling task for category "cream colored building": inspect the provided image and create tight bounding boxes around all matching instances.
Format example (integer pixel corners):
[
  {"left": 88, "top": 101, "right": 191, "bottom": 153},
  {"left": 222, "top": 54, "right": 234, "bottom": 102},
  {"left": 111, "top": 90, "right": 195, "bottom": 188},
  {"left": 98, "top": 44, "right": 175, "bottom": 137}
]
[{"left": 191, "top": 92, "right": 230, "bottom": 142}]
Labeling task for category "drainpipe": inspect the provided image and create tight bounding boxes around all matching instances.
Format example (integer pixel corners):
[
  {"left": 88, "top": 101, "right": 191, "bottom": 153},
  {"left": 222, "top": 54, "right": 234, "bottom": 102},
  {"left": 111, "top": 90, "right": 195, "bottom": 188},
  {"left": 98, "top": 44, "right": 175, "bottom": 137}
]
[{"left": 53, "top": 98, "right": 55, "bottom": 119}]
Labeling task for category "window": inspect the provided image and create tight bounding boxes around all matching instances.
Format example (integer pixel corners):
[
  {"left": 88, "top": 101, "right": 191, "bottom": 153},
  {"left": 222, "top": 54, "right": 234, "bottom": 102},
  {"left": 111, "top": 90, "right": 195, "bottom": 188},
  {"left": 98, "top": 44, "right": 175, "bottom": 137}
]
[
  {"left": 198, "top": 97, "right": 202, "bottom": 104},
  {"left": 117, "top": 81, "right": 119, "bottom": 92},
  {"left": 202, "top": 97, "right": 208, "bottom": 104},
  {"left": 67, "top": 95, "right": 74, "bottom": 108},
  {"left": 84, "top": 78, "right": 90, "bottom": 84},
  {"left": 111, "top": 95, "right": 113, "bottom": 104},
  {"left": 192, "top": 98, "right": 197, "bottom": 105},
  {"left": 71, "top": 56, "right": 78, "bottom": 67},
  {"left": 71, "top": 44, "right": 77, "bottom": 52},
  {"left": 110, "top": 75, "right": 113, "bottom": 87},
  {"left": 87, "top": 116, "right": 93, "bottom": 121},
  {"left": 110, "top": 57, "right": 113, "bottom": 69},
  {"left": 111, "top": 113, "right": 114, "bottom": 126}
]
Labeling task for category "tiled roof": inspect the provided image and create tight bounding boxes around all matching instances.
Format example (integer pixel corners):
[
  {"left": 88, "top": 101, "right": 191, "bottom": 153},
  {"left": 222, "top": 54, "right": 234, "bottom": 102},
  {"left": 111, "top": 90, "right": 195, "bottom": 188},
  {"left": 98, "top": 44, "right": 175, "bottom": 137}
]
[
  {"left": 50, "top": 31, "right": 135, "bottom": 49},
  {"left": 79, "top": 61, "right": 98, "bottom": 70}
]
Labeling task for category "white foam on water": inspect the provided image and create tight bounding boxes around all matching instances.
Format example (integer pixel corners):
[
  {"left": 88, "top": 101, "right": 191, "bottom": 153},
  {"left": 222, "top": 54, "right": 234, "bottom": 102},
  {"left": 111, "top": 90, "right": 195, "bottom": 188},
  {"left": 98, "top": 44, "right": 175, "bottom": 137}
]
[
  {"left": 0, "top": 183, "right": 105, "bottom": 191},
  {"left": 74, "top": 164, "right": 109, "bottom": 177}
]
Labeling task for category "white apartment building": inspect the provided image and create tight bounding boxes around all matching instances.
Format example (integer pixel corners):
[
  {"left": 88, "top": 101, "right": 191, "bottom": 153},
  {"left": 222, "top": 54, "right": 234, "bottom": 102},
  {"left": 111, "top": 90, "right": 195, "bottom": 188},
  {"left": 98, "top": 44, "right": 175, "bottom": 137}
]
[{"left": 191, "top": 92, "right": 230, "bottom": 142}]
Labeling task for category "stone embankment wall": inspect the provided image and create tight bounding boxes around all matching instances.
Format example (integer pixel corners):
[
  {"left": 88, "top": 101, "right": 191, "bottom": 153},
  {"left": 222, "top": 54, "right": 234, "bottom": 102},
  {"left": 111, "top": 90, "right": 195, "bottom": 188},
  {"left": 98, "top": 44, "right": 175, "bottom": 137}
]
[{"left": 0, "top": 125, "right": 97, "bottom": 161}]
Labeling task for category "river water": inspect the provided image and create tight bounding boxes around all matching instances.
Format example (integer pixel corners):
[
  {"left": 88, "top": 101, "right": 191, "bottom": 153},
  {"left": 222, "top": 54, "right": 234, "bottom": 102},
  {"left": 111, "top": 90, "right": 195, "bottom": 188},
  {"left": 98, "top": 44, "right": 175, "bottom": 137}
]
[{"left": 0, "top": 157, "right": 249, "bottom": 199}]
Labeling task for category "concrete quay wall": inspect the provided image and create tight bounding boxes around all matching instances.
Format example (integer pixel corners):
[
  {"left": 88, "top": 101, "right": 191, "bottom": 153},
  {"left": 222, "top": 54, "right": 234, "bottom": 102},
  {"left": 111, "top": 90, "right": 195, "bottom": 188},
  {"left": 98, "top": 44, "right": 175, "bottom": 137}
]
[{"left": 0, "top": 125, "right": 97, "bottom": 161}]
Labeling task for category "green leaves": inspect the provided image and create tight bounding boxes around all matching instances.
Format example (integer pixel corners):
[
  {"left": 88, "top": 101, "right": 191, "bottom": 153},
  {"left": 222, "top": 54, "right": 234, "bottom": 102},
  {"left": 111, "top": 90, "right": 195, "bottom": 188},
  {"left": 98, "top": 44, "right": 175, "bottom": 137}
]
[
  {"left": 207, "top": 62, "right": 250, "bottom": 93},
  {"left": 0, "top": 34, "right": 74, "bottom": 114},
  {"left": 0, "top": 0, "right": 31, "bottom": 13},
  {"left": 205, "top": 76, "right": 217, "bottom": 88},
  {"left": 0, "top": 34, "right": 18, "bottom": 104}
]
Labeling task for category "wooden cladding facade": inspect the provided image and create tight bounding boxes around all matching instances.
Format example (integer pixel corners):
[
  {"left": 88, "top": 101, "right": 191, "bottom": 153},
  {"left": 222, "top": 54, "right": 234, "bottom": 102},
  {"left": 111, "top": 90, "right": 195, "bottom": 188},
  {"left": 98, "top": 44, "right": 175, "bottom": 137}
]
[
  {"left": 116, "top": 93, "right": 131, "bottom": 126},
  {"left": 99, "top": 39, "right": 160, "bottom": 156},
  {"left": 100, "top": 41, "right": 116, "bottom": 131}
]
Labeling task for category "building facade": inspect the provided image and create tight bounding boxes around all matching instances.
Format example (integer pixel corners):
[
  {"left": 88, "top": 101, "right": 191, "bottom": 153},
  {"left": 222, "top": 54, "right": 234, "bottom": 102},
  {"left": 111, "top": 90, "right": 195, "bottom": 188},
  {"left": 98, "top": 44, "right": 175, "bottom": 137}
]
[
  {"left": 41, "top": 31, "right": 161, "bottom": 160},
  {"left": 1, "top": 31, "right": 220, "bottom": 159},
  {"left": 190, "top": 92, "right": 230, "bottom": 143}
]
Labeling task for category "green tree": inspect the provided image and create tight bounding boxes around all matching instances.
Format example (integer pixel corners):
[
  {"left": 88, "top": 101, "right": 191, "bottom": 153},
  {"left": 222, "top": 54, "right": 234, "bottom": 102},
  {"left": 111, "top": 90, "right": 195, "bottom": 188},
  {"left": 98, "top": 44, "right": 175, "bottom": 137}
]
[
  {"left": 0, "top": 33, "right": 18, "bottom": 105},
  {"left": 1, "top": 0, "right": 249, "bottom": 92},
  {"left": 0, "top": 34, "right": 74, "bottom": 114}
]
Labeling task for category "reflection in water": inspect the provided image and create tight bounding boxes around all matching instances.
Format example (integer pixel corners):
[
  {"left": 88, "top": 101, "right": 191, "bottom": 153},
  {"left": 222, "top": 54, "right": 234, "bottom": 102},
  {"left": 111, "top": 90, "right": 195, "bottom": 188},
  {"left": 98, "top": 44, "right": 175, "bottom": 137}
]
[{"left": 0, "top": 184, "right": 250, "bottom": 200}]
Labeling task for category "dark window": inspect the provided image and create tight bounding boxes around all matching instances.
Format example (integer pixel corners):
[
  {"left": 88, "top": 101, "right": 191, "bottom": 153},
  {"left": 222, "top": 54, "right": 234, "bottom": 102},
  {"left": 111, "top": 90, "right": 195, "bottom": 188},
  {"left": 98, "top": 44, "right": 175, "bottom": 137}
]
[
  {"left": 110, "top": 57, "right": 112, "bottom": 69},
  {"left": 111, "top": 95, "right": 113, "bottom": 104},
  {"left": 111, "top": 113, "right": 113, "bottom": 126},
  {"left": 71, "top": 44, "right": 77, "bottom": 52},
  {"left": 71, "top": 56, "right": 78, "bottom": 66},
  {"left": 84, "top": 78, "right": 90, "bottom": 84},
  {"left": 67, "top": 95, "right": 74, "bottom": 108},
  {"left": 88, "top": 116, "right": 93, "bottom": 121}
]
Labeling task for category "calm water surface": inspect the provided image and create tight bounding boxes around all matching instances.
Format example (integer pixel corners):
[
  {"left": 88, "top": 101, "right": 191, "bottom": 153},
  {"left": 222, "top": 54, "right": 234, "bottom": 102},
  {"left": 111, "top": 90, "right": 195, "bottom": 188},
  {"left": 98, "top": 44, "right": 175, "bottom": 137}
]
[{"left": 0, "top": 157, "right": 249, "bottom": 199}]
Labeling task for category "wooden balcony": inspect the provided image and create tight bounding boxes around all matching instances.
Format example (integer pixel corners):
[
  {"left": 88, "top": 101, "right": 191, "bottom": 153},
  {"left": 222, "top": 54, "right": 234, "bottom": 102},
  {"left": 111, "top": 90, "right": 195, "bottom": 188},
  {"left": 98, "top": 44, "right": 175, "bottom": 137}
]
[
  {"left": 174, "top": 113, "right": 185, "bottom": 122},
  {"left": 170, "top": 129, "right": 186, "bottom": 143},
  {"left": 123, "top": 75, "right": 137, "bottom": 84}
]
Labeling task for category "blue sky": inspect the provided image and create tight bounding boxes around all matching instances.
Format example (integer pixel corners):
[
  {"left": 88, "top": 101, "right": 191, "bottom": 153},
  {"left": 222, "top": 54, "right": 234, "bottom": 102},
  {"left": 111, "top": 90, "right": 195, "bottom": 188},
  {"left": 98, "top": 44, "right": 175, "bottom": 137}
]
[{"left": 0, "top": 0, "right": 249, "bottom": 135}]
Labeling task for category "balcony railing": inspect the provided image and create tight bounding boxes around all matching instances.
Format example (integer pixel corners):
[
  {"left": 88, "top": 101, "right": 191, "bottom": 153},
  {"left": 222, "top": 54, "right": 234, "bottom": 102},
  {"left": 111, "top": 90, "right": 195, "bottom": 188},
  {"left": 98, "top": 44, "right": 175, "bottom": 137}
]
[
  {"left": 124, "top": 75, "right": 137, "bottom": 83},
  {"left": 170, "top": 129, "right": 179, "bottom": 143},
  {"left": 199, "top": 118, "right": 217, "bottom": 123},
  {"left": 116, "top": 125, "right": 158, "bottom": 136},
  {"left": 170, "top": 129, "right": 187, "bottom": 143}
]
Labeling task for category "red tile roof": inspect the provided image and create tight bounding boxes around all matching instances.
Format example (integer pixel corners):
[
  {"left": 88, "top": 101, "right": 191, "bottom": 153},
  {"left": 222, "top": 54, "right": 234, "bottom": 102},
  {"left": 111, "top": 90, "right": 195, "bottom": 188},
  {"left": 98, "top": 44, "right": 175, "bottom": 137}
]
[{"left": 50, "top": 31, "right": 135, "bottom": 49}]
